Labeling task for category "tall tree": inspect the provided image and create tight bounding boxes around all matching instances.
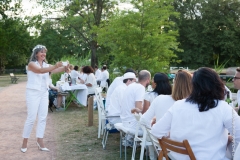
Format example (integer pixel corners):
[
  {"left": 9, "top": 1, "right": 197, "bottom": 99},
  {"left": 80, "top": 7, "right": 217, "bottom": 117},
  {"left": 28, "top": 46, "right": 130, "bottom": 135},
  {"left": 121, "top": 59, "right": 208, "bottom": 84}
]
[
  {"left": 98, "top": 0, "right": 180, "bottom": 73},
  {"left": 38, "top": 0, "right": 118, "bottom": 68},
  {"left": 0, "top": 0, "right": 33, "bottom": 74}
]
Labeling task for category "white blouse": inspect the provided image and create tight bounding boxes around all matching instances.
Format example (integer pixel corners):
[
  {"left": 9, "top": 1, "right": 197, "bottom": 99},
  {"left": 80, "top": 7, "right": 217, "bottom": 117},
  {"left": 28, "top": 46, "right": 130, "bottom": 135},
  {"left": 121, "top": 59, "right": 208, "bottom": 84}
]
[
  {"left": 85, "top": 73, "right": 97, "bottom": 94},
  {"left": 151, "top": 99, "right": 240, "bottom": 160}
]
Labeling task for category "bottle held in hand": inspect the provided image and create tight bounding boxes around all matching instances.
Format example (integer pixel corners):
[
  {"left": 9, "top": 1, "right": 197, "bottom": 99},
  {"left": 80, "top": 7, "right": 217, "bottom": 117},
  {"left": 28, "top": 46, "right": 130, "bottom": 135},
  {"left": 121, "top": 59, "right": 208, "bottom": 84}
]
[{"left": 225, "top": 91, "right": 233, "bottom": 107}]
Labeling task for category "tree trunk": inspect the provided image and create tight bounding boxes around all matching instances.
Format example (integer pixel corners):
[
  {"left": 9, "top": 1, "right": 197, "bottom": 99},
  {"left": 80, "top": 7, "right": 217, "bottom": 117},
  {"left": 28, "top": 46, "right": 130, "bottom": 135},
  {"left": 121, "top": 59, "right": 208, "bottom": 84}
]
[{"left": 90, "top": 40, "right": 97, "bottom": 68}]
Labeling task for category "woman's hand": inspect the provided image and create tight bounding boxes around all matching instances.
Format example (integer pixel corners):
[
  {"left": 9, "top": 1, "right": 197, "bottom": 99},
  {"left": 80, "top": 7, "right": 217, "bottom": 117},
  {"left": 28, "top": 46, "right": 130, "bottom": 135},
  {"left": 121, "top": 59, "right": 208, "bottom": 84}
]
[
  {"left": 131, "top": 108, "right": 142, "bottom": 114},
  {"left": 55, "top": 62, "right": 63, "bottom": 68}
]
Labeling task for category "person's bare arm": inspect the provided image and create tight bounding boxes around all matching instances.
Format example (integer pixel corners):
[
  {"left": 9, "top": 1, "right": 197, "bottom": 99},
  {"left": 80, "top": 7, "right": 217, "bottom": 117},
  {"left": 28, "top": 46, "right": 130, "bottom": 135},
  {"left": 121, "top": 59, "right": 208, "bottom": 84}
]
[
  {"left": 28, "top": 61, "right": 63, "bottom": 74},
  {"left": 135, "top": 101, "right": 143, "bottom": 112},
  {"left": 51, "top": 66, "right": 66, "bottom": 74},
  {"left": 85, "top": 83, "right": 92, "bottom": 87},
  {"left": 142, "top": 100, "right": 150, "bottom": 114}
]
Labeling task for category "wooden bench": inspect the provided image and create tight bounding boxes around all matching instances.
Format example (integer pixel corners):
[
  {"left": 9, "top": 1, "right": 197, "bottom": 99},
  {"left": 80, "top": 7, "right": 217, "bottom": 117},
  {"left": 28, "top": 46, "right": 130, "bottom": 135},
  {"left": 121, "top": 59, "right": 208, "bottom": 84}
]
[{"left": 10, "top": 73, "right": 19, "bottom": 83}]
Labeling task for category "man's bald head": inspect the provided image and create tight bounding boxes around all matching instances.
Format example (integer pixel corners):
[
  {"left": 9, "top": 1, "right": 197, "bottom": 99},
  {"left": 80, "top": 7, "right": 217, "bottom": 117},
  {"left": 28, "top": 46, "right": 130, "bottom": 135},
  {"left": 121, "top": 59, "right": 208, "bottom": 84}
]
[{"left": 138, "top": 70, "right": 151, "bottom": 83}]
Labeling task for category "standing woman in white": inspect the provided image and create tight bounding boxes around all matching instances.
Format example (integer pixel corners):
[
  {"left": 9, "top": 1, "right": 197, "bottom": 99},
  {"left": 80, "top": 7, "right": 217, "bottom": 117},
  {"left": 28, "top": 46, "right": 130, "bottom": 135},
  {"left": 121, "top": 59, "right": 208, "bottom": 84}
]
[{"left": 21, "top": 45, "right": 66, "bottom": 153}]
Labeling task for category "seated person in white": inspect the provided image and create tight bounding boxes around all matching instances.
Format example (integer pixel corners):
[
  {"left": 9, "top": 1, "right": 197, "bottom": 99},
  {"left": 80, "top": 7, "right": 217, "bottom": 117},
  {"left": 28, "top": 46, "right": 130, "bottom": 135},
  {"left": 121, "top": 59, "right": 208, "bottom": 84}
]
[
  {"left": 78, "top": 65, "right": 87, "bottom": 82},
  {"left": 140, "top": 70, "right": 192, "bottom": 128},
  {"left": 70, "top": 65, "right": 80, "bottom": 85},
  {"left": 81, "top": 66, "right": 97, "bottom": 95},
  {"left": 97, "top": 65, "right": 109, "bottom": 89},
  {"left": 120, "top": 70, "right": 151, "bottom": 133},
  {"left": 49, "top": 73, "right": 64, "bottom": 111},
  {"left": 108, "top": 72, "right": 136, "bottom": 124},
  {"left": 151, "top": 67, "right": 240, "bottom": 160},
  {"left": 142, "top": 73, "right": 172, "bottom": 114},
  {"left": 105, "top": 68, "right": 136, "bottom": 111},
  {"left": 138, "top": 70, "right": 192, "bottom": 160}
]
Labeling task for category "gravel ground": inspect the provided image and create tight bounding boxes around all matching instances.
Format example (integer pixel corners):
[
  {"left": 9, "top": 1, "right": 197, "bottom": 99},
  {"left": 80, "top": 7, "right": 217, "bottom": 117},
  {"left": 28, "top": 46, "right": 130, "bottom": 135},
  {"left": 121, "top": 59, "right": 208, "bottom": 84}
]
[{"left": 0, "top": 82, "right": 56, "bottom": 160}]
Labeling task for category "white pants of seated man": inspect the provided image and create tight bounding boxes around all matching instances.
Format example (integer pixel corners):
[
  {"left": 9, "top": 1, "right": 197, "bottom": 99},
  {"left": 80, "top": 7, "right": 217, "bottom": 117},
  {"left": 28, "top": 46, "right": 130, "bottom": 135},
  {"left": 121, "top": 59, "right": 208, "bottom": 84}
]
[{"left": 108, "top": 117, "right": 121, "bottom": 124}]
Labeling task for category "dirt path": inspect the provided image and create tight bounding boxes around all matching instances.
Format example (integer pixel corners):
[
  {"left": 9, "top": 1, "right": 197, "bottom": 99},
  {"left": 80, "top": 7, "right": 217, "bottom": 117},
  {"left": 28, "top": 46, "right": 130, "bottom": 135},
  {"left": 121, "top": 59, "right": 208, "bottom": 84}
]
[{"left": 0, "top": 82, "right": 56, "bottom": 160}]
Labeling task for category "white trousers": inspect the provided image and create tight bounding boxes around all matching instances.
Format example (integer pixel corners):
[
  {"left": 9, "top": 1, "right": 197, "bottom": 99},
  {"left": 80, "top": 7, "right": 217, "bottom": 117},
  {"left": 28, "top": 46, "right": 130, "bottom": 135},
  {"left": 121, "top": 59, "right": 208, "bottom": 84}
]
[{"left": 22, "top": 89, "right": 48, "bottom": 138}]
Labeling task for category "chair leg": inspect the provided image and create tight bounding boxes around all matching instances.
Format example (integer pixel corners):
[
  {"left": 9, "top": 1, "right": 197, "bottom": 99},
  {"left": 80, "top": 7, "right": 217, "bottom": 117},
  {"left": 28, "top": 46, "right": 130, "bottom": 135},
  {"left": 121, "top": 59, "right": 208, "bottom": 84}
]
[
  {"left": 131, "top": 137, "right": 137, "bottom": 160},
  {"left": 120, "top": 131, "right": 123, "bottom": 158},
  {"left": 125, "top": 134, "right": 127, "bottom": 160},
  {"left": 98, "top": 119, "right": 102, "bottom": 138},
  {"left": 140, "top": 139, "right": 146, "bottom": 160},
  {"left": 102, "top": 127, "right": 109, "bottom": 149}
]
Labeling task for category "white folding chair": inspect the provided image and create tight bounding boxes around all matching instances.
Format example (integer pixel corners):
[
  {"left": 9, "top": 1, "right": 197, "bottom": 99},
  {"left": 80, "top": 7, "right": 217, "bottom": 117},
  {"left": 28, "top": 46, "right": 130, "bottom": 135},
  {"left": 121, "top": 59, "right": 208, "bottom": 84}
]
[
  {"left": 101, "top": 114, "right": 120, "bottom": 149},
  {"left": 114, "top": 123, "right": 139, "bottom": 160},
  {"left": 95, "top": 87, "right": 107, "bottom": 138},
  {"left": 145, "top": 127, "right": 175, "bottom": 160},
  {"left": 131, "top": 113, "right": 153, "bottom": 160}
]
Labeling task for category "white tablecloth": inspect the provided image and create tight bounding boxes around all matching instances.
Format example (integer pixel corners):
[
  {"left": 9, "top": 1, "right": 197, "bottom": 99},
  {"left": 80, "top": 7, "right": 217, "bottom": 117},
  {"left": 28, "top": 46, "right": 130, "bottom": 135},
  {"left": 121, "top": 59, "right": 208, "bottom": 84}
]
[{"left": 57, "top": 81, "right": 88, "bottom": 106}]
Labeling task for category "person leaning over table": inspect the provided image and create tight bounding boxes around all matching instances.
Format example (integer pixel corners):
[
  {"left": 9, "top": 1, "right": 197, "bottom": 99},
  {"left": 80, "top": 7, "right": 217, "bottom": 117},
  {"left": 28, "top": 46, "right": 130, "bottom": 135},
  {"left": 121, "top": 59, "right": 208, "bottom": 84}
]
[
  {"left": 21, "top": 44, "right": 68, "bottom": 153},
  {"left": 151, "top": 67, "right": 240, "bottom": 160}
]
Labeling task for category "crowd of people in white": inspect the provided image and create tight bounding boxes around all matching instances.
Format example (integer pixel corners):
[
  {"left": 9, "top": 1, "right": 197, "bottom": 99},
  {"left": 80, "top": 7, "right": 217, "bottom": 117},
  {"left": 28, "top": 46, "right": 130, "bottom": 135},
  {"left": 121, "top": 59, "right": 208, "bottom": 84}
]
[{"left": 103, "top": 67, "right": 240, "bottom": 160}]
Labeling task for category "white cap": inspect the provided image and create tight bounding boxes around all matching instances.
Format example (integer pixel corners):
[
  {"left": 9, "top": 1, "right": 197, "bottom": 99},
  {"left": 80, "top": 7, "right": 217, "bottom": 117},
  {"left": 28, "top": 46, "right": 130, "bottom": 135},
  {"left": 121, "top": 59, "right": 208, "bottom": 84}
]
[{"left": 122, "top": 72, "right": 136, "bottom": 80}]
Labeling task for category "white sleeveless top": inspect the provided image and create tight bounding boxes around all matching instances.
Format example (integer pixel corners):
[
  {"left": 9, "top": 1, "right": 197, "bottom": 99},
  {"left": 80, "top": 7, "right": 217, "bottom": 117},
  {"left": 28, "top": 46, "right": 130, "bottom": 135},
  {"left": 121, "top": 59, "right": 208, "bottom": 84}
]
[{"left": 26, "top": 61, "right": 49, "bottom": 91}]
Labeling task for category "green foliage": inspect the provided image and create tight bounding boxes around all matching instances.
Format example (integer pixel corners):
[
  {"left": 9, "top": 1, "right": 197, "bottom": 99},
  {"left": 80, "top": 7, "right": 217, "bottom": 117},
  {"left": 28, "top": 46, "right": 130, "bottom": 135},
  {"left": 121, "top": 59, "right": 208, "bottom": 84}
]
[
  {"left": 98, "top": 0, "right": 180, "bottom": 74},
  {"left": 0, "top": 0, "right": 33, "bottom": 74},
  {"left": 173, "top": 0, "right": 240, "bottom": 69}
]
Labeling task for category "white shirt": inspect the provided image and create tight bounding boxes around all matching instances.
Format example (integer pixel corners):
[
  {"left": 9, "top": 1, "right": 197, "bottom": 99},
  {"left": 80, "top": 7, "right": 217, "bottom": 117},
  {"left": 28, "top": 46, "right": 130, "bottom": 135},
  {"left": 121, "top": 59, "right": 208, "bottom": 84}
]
[
  {"left": 85, "top": 73, "right": 97, "bottom": 94},
  {"left": 108, "top": 84, "right": 127, "bottom": 116},
  {"left": 141, "top": 95, "right": 175, "bottom": 128},
  {"left": 71, "top": 70, "right": 80, "bottom": 85},
  {"left": 151, "top": 99, "right": 240, "bottom": 160},
  {"left": 120, "top": 82, "right": 145, "bottom": 123},
  {"left": 144, "top": 91, "right": 158, "bottom": 103},
  {"left": 99, "top": 70, "right": 109, "bottom": 87},
  {"left": 79, "top": 73, "right": 87, "bottom": 82},
  {"left": 106, "top": 76, "right": 123, "bottom": 110},
  {"left": 95, "top": 69, "right": 101, "bottom": 80}
]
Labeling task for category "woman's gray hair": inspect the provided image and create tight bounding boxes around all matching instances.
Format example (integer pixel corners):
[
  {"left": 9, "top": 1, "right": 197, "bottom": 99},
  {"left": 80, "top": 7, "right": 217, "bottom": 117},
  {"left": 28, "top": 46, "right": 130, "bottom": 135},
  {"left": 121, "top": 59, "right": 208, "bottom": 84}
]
[{"left": 29, "top": 45, "right": 48, "bottom": 62}]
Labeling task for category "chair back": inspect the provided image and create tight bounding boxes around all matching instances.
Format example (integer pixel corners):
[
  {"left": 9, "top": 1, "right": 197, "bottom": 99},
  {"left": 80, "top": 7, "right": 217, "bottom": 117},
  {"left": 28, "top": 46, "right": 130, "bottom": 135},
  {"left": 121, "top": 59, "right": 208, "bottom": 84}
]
[
  {"left": 95, "top": 87, "right": 106, "bottom": 113},
  {"left": 158, "top": 137, "right": 196, "bottom": 160},
  {"left": 145, "top": 127, "right": 160, "bottom": 156}
]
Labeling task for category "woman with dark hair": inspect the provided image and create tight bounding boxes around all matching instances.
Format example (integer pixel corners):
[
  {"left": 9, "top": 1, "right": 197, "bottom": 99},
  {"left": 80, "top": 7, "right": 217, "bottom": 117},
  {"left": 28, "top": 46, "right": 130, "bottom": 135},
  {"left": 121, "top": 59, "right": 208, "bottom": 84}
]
[
  {"left": 81, "top": 66, "right": 97, "bottom": 95},
  {"left": 151, "top": 67, "right": 240, "bottom": 160},
  {"left": 141, "top": 70, "right": 192, "bottom": 127},
  {"left": 142, "top": 73, "right": 172, "bottom": 113},
  {"left": 140, "top": 70, "right": 192, "bottom": 160}
]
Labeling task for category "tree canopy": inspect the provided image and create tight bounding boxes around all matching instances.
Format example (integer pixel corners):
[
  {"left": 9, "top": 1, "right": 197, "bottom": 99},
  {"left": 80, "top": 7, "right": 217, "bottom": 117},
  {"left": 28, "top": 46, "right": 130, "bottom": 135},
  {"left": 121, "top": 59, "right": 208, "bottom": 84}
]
[{"left": 98, "top": 0, "right": 180, "bottom": 73}]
